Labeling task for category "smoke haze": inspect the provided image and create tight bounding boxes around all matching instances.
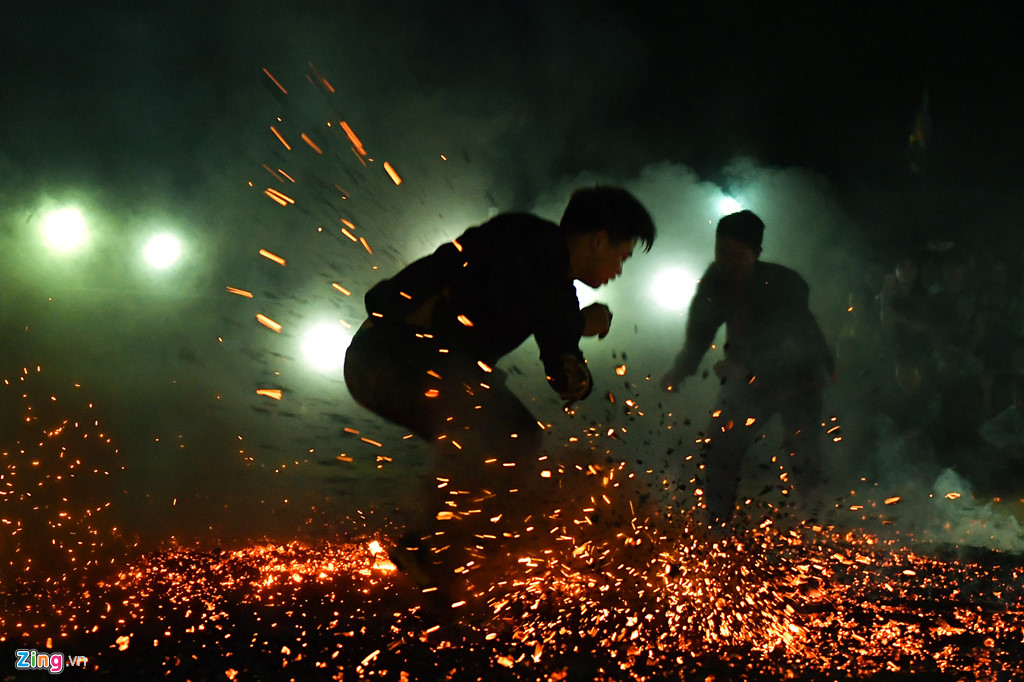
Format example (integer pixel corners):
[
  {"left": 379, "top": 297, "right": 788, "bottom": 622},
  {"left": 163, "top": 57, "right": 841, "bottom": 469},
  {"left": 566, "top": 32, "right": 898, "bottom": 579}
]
[{"left": 2, "top": 2, "right": 1023, "bottom": 556}]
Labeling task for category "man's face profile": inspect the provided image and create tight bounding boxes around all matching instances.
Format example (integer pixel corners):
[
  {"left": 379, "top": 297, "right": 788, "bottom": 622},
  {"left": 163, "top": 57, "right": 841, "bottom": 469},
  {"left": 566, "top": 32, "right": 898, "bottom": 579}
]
[
  {"left": 714, "top": 236, "right": 757, "bottom": 283},
  {"left": 577, "top": 231, "right": 636, "bottom": 288}
]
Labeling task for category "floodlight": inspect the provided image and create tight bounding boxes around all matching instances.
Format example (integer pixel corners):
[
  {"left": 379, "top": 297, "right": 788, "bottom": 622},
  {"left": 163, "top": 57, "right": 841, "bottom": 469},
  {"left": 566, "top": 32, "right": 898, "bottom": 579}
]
[
  {"left": 652, "top": 267, "right": 698, "bottom": 311},
  {"left": 301, "top": 323, "right": 350, "bottom": 371},
  {"left": 143, "top": 233, "right": 183, "bottom": 269},
  {"left": 41, "top": 207, "right": 88, "bottom": 253}
]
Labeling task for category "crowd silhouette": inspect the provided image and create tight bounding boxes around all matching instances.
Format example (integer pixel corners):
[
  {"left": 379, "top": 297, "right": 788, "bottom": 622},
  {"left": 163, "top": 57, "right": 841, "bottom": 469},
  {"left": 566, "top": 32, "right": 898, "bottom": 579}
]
[{"left": 833, "top": 239, "right": 1024, "bottom": 498}]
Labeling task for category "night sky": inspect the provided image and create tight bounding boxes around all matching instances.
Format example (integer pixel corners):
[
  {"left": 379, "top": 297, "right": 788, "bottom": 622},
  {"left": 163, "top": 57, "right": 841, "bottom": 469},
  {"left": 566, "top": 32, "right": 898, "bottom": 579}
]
[{"left": 3, "top": 1, "right": 1024, "bottom": 547}]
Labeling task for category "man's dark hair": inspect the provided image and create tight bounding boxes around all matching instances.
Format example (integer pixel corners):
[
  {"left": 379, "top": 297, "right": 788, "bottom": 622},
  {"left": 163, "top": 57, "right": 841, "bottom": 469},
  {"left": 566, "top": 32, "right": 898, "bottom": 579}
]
[
  {"left": 716, "top": 210, "right": 764, "bottom": 251},
  {"left": 559, "top": 186, "right": 656, "bottom": 252}
]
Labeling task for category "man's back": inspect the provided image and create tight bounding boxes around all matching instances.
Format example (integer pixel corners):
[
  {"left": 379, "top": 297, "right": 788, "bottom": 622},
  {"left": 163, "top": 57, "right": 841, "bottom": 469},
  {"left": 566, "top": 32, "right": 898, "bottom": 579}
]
[{"left": 365, "top": 213, "right": 585, "bottom": 370}]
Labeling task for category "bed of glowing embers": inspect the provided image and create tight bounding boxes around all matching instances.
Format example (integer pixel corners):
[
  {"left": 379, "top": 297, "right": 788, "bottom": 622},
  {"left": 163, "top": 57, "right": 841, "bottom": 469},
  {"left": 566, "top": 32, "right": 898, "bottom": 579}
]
[
  {"left": 4, "top": 483, "right": 1023, "bottom": 681},
  {"left": 2, "top": 369, "right": 1022, "bottom": 680}
]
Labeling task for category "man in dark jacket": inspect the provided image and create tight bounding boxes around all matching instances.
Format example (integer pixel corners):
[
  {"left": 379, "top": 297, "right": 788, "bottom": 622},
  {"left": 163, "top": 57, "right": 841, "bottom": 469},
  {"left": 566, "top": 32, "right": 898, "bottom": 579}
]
[
  {"left": 345, "top": 186, "right": 655, "bottom": 585},
  {"left": 660, "top": 210, "right": 833, "bottom": 530}
]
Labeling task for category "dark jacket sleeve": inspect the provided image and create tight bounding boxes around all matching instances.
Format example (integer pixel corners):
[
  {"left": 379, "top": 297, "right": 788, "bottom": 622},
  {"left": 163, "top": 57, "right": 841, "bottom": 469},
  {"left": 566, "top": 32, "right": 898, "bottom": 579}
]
[
  {"left": 485, "top": 236, "right": 588, "bottom": 396},
  {"left": 669, "top": 274, "right": 724, "bottom": 379},
  {"left": 804, "top": 299, "right": 836, "bottom": 378},
  {"left": 532, "top": 281, "right": 589, "bottom": 398},
  {"left": 778, "top": 269, "right": 835, "bottom": 379}
]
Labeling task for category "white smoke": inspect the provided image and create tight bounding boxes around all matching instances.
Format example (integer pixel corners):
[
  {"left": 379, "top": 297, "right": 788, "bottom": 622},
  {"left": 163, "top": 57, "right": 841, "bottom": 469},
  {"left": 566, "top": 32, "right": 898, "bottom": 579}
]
[{"left": 922, "top": 468, "right": 1024, "bottom": 553}]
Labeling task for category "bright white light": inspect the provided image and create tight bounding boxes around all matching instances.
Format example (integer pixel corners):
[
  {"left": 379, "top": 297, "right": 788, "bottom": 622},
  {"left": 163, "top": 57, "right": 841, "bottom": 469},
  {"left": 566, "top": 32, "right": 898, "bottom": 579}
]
[
  {"left": 717, "top": 196, "right": 743, "bottom": 215},
  {"left": 41, "top": 207, "right": 88, "bottom": 253},
  {"left": 143, "top": 233, "right": 183, "bottom": 269},
  {"left": 574, "top": 281, "right": 599, "bottom": 308},
  {"left": 651, "top": 267, "right": 698, "bottom": 311},
  {"left": 301, "top": 323, "right": 351, "bottom": 372}
]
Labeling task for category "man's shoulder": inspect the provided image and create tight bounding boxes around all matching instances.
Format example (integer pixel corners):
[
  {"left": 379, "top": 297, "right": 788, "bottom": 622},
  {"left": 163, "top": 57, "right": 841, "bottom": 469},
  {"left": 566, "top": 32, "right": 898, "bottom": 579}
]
[
  {"left": 758, "top": 260, "right": 800, "bottom": 277},
  {"left": 757, "top": 261, "right": 808, "bottom": 287},
  {"left": 473, "top": 212, "right": 557, "bottom": 232},
  {"left": 490, "top": 212, "right": 556, "bottom": 227},
  {"left": 458, "top": 213, "right": 558, "bottom": 249}
]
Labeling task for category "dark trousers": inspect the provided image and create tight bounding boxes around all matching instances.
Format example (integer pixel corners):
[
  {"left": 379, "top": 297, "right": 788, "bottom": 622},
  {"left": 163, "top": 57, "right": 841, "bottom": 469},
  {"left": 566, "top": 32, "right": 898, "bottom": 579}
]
[
  {"left": 344, "top": 322, "right": 544, "bottom": 564},
  {"left": 701, "top": 380, "right": 825, "bottom": 526}
]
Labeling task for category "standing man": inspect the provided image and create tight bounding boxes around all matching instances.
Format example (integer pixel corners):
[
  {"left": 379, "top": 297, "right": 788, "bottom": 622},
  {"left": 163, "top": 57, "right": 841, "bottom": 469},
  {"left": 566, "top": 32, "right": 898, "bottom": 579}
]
[
  {"left": 660, "top": 210, "right": 833, "bottom": 530},
  {"left": 345, "top": 186, "right": 655, "bottom": 586}
]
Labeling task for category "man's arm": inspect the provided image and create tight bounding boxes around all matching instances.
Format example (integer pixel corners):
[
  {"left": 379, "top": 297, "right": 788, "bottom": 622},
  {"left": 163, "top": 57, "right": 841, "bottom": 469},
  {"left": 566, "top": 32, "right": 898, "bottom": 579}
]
[
  {"left": 661, "top": 279, "right": 722, "bottom": 391},
  {"left": 483, "top": 227, "right": 591, "bottom": 401},
  {"left": 544, "top": 301, "right": 612, "bottom": 402},
  {"left": 787, "top": 269, "right": 836, "bottom": 381},
  {"left": 531, "top": 282, "right": 591, "bottom": 401}
]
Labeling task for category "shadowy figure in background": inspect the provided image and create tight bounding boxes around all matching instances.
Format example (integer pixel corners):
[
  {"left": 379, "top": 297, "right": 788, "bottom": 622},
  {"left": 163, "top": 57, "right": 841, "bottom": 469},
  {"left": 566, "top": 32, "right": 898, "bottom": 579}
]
[
  {"left": 973, "top": 257, "right": 1022, "bottom": 419},
  {"left": 344, "top": 186, "right": 655, "bottom": 589},
  {"left": 660, "top": 210, "right": 834, "bottom": 531},
  {"left": 873, "top": 354, "right": 943, "bottom": 485},
  {"left": 975, "top": 374, "right": 1024, "bottom": 496},
  {"left": 878, "top": 251, "right": 934, "bottom": 369},
  {"left": 928, "top": 248, "right": 986, "bottom": 467},
  {"left": 833, "top": 286, "right": 888, "bottom": 461}
]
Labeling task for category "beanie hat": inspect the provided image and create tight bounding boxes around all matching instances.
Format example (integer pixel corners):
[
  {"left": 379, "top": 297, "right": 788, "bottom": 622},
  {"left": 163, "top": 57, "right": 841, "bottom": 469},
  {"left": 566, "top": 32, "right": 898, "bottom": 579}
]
[{"left": 716, "top": 210, "right": 764, "bottom": 251}]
